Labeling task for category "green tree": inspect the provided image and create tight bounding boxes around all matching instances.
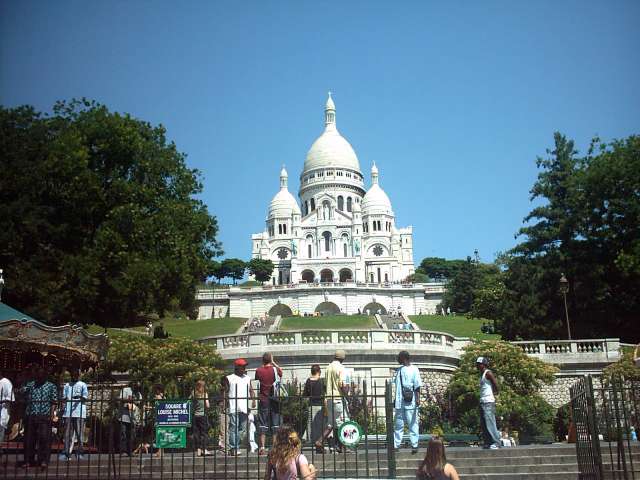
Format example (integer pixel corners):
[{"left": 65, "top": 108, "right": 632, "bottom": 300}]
[
  {"left": 100, "top": 334, "right": 226, "bottom": 397},
  {"left": 0, "top": 101, "right": 222, "bottom": 327},
  {"left": 448, "top": 340, "right": 557, "bottom": 438},
  {"left": 210, "top": 260, "right": 227, "bottom": 284},
  {"left": 417, "top": 257, "right": 467, "bottom": 280},
  {"left": 221, "top": 258, "right": 245, "bottom": 285},
  {"left": 498, "top": 133, "right": 640, "bottom": 341},
  {"left": 246, "top": 258, "right": 274, "bottom": 283}
]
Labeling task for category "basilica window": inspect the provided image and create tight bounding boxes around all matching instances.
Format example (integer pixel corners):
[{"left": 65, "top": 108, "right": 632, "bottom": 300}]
[
  {"left": 373, "top": 245, "right": 383, "bottom": 256},
  {"left": 322, "top": 231, "right": 331, "bottom": 252},
  {"left": 305, "top": 201, "right": 309, "bottom": 216},
  {"left": 377, "top": 220, "right": 382, "bottom": 231},
  {"left": 277, "top": 248, "right": 288, "bottom": 260},
  {"left": 278, "top": 225, "right": 282, "bottom": 235},
  {"left": 310, "top": 198, "right": 316, "bottom": 211},
  {"left": 337, "top": 196, "right": 344, "bottom": 211},
  {"left": 347, "top": 197, "right": 352, "bottom": 212},
  {"left": 308, "top": 244, "right": 312, "bottom": 258}
]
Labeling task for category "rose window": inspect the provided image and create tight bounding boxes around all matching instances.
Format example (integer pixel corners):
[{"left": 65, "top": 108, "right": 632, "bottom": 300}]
[
  {"left": 277, "top": 248, "right": 289, "bottom": 260},
  {"left": 373, "top": 245, "right": 383, "bottom": 256}
]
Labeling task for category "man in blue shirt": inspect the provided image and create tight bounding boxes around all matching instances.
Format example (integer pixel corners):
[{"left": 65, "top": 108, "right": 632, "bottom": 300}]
[
  {"left": 59, "top": 370, "right": 89, "bottom": 460},
  {"left": 393, "top": 351, "right": 422, "bottom": 454}
]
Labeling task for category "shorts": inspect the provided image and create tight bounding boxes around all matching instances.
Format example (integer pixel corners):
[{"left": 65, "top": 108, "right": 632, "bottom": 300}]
[
  {"left": 327, "top": 400, "right": 348, "bottom": 429},
  {"left": 257, "top": 401, "right": 281, "bottom": 434}
]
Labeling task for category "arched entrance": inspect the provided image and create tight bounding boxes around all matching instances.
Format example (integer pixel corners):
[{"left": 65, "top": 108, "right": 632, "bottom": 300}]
[
  {"left": 268, "top": 303, "right": 293, "bottom": 317},
  {"left": 315, "top": 302, "right": 340, "bottom": 315},
  {"left": 363, "top": 302, "right": 387, "bottom": 315},
  {"left": 320, "top": 269, "right": 334, "bottom": 283},
  {"left": 301, "top": 270, "right": 315, "bottom": 283},
  {"left": 339, "top": 268, "right": 353, "bottom": 282}
]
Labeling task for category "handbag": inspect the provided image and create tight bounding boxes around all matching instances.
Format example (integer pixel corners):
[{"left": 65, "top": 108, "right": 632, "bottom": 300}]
[{"left": 399, "top": 367, "right": 414, "bottom": 403}]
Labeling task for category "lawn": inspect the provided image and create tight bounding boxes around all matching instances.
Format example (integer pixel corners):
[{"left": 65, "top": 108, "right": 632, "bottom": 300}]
[
  {"left": 87, "top": 317, "right": 246, "bottom": 340},
  {"left": 410, "top": 315, "right": 501, "bottom": 340},
  {"left": 280, "top": 315, "right": 377, "bottom": 331}
]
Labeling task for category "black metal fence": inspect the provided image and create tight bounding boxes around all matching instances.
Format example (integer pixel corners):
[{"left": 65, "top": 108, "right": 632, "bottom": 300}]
[
  {"left": 1, "top": 380, "right": 399, "bottom": 479},
  {"left": 570, "top": 375, "right": 640, "bottom": 480}
]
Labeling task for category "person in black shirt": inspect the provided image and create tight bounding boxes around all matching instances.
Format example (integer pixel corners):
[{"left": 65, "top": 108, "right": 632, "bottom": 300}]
[{"left": 303, "top": 365, "right": 326, "bottom": 453}]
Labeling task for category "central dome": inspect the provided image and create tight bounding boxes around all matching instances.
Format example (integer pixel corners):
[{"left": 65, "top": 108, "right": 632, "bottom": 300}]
[{"left": 302, "top": 94, "right": 362, "bottom": 174}]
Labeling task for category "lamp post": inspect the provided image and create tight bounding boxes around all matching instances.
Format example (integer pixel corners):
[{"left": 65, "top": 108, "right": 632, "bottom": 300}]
[{"left": 559, "top": 273, "right": 571, "bottom": 340}]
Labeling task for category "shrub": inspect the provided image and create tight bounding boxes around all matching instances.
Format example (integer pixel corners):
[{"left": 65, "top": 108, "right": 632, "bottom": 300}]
[{"left": 447, "top": 340, "right": 558, "bottom": 438}]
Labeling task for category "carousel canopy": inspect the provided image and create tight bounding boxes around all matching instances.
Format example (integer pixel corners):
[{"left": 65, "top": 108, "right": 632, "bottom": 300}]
[{"left": 0, "top": 302, "right": 108, "bottom": 369}]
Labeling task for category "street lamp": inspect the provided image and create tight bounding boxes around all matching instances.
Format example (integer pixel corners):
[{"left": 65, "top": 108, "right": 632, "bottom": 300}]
[{"left": 559, "top": 273, "right": 571, "bottom": 340}]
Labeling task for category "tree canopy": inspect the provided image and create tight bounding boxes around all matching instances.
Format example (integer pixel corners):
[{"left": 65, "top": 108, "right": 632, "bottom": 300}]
[
  {"left": 0, "top": 100, "right": 222, "bottom": 327},
  {"left": 497, "top": 133, "right": 640, "bottom": 341},
  {"left": 221, "top": 258, "right": 246, "bottom": 284},
  {"left": 247, "top": 258, "right": 274, "bottom": 283}
]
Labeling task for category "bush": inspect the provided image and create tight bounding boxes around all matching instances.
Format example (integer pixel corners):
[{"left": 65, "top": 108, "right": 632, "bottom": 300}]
[{"left": 447, "top": 340, "right": 558, "bottom": 439}]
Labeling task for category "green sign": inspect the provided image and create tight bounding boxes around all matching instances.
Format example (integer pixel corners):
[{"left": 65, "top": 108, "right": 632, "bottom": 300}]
[
  {"left": 337, "top": 420, "right": 364, "bottom": 448},
  {"left": 155, "top": 426, "right": 187, "bottom": 449}
]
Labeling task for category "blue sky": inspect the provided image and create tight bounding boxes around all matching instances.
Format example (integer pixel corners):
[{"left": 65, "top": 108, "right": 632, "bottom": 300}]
[{"left": 1, "top": 1, "right": 639, "bottom": 264}]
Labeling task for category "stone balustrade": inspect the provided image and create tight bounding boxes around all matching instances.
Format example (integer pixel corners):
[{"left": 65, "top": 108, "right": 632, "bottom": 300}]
[{"left": 511, "top": 338, "right": 619, "bottom": 366}]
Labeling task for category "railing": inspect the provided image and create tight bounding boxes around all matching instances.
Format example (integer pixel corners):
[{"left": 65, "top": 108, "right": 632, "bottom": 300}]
[
  {"left": 204, "top": 329, "right": 457, "bottom": 351},
  {"left": 512, "top": 339, "right": 620, "bottom": 363},
  {"left": 196, "top": 282, "right": 444, "bottom": 294}
]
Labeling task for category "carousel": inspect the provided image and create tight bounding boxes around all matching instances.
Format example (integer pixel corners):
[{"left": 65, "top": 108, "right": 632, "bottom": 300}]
[{"left": 0, "top": 302, "right": 108, "bottom": 378}]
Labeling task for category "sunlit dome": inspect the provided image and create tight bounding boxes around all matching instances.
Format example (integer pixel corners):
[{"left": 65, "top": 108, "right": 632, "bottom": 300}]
[
  {"left": 268, "top": 166, "right": 301, "bottom": 218},
  {"left": 362, "top": 163, "right": 393, "bottom": 216},
  {"left": 302, "top": 93, "right": 361, "bottom": 174}
]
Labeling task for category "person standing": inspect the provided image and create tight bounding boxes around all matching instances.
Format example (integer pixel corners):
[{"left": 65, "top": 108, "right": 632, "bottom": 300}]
[
  {"left": 476, "top": 357, "right": 500, "bottom": 449},
  {"left": 19, "top": 367, "right": 58, "bottom": 469},
  {"left": 255, "top": 353, "right": 283, "bottom": 455},
  {"left": 393, "top": 351, "right": 422, "bottom": 454},
  {"left": 303, "top": 365, "right": 326, "bottom": 453},
  {"left": 191, "top": 380, "right": 212, "bottom": 456},
  {"left": 321, "top": 350, "right": 349, "bottom": 453},
  {"left": 119, "top": 383, "right": 138, "bottom": 456},
  {"left": 226, "top": 358, "right": 255, "bottom": 456},
  {"left": 59, "top": 370, "right": 88, "bottom": 460},
  {"left": 0, "top": 370, "right": 14, "bottom": 455}
]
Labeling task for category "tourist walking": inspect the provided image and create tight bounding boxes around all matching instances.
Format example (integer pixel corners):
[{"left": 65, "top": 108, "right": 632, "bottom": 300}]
[
  {"left": 321, "top": 350, "right": 349, "bottom": 453},
  {"left": 263, "top": 425, "right": 317, "bottom": 480},
  {"left": 191, "top": 380, "right": 212, "bottom": 456},
  {"left": 59, "top": 370, "right": 89, "bottom": 460},
  {"left": 476, "top": 356, "right": 501, "bottom": 449},
  {"left": 18, "top": 367, "right": 58, "bottom": 469},
  {"left": 255, "top": 353, "right": 283, "bottom": 455},
  {"left": 302, "top": 365, "right": 326, "bottom": 453},
  {"left": 393, "top": 351, "right": 422, "bottom": 454},
  {"left": 0, "top": 370, "right": 14, "bottom": 455},
  {"left": 416, "top": 437, "right": 460, "bottom": 480},
  {"left": 226, "top": 358, "right": 255, "bottom": 455}
]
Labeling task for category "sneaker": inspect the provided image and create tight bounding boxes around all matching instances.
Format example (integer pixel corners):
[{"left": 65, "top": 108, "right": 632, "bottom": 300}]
[
  {"left": 58, "top": 453, "right": 70, "bottom": 461},
  {"left": 489, "top": 444, "right": 499, "bottom": 450}
]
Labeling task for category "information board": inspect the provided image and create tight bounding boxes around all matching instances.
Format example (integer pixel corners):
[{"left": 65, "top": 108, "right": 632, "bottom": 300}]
[
  {"left": 155, "top": 426, "right": 187, "bottom": 449},
  {"left": 156, "top": 400, "right": 192, "bottom": 426}
]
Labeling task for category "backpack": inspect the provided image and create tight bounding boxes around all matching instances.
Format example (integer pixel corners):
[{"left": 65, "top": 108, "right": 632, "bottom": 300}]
[{"left": 269, "top": 367, "right": 289, "bottom": 402}]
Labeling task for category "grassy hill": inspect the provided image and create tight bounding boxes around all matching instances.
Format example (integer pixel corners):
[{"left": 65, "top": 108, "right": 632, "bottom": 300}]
[
  {"left": 87, "top": 317, "right": 245, "bottom": 340},
  {"left": 410, "top": 315, "right": 501, "bottom": 339},
  {"left": 280, "top": 315, "right": 377, "bottom": 331}
]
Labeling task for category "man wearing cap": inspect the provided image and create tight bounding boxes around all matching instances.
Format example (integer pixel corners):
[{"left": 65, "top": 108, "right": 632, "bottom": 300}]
[
  {"left": 226, "top": 358, "right": 255, "bottom": 455},
  {"left": 321, "top": 350, "right": 349, "bottom": 452},
  {"left": 476, "top": 356, "right": 500, "bottom": 449}
]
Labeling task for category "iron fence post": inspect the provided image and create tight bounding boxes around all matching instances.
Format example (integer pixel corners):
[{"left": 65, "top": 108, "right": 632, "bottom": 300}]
[{"left": 385, "top": 380, "right": 396, "bottom": 479}]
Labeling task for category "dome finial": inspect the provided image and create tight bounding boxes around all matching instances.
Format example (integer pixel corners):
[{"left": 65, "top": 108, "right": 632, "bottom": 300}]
[
  {"left": 371, "top": 162, "right": 379, "bottom": 185},
  {"left": 324, "top": 92, "right": 336, "bottom": 129},
  {"left": 280, "top": 165, "right": 288, "bottom": 190}
]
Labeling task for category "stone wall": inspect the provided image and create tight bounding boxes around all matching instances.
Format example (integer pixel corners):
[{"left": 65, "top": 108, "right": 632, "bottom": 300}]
[{"left": 420, "top": 369, "right": 454, "bottom": 399}]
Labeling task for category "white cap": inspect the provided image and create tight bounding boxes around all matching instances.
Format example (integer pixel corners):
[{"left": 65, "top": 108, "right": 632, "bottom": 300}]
[{"left": 476, "top": 356, "right": 488, "bottom": 365}]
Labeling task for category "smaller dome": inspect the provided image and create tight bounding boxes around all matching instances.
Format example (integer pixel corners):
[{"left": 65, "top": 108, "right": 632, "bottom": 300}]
[
  {"left": 269, "top": 189, "right": 301, "bottom": 218},
  {"left": 362, "top": 184, "right": 393, "bottom": 216}
]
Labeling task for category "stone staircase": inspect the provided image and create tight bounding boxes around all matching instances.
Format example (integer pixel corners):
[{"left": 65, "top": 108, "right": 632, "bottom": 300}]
[{"left": 4, "top": 444, "right": 639, "bottom": 479}]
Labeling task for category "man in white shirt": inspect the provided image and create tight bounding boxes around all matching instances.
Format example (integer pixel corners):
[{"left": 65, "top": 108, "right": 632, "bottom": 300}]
[
  {"left": 0, "top": 370, "right": 14, "bottom": 453},
  {"left": 59, "top": 370, "right": 89, "bottom": 460},
  {"left": 393, "top": 351, "right": 422, "bottom": 454},
  {"left": 225, "top": 358, "right": 255, "bottom": 455}
]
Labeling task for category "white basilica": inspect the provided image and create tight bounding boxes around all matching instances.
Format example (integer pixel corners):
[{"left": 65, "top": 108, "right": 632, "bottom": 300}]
[{"left": 251, "top": 94, "right": 415, "bottom": 286}]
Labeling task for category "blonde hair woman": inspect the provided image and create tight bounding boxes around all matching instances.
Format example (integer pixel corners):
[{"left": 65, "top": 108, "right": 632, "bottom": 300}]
[
  {"left": 416, "top": 437, "right": 460, "bottom": 480},
  {"left": 264, "top": 425, "right": 316, "bottom": 480}
]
